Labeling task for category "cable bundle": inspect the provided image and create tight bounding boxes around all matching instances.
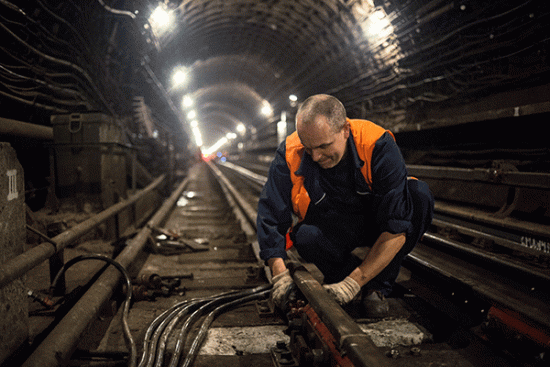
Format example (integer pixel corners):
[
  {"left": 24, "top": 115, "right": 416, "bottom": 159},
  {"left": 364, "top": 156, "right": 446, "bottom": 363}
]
[{"left": 138, "top": 284, "right": 271, "bottom": 367}]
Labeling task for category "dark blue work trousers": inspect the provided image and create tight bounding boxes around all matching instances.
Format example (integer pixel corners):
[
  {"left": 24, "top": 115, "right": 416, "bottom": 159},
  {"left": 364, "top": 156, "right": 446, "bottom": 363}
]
[{"left": 291, "top": 179, "right": 434, "bottom": 295}]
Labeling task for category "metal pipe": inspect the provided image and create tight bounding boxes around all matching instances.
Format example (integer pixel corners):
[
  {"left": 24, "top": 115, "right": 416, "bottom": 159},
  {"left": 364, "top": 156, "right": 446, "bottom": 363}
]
[
  {"left": 0, "top": 174, "right": 166, "bottom": 290},
  {"left": 435, "top": 201, "right": 550, "bottom": 239},
  {"left": 21, "top": 171, "right": 192, "bottom": 367},
  {"left": 288, "top": 262, "right": 386, "bottom": 367},
  {"left": 408, "top": 164, "right": 550, "bottom": 190},
  {"left": 0, "top": 117, "right": 54, "bottom": 140}
]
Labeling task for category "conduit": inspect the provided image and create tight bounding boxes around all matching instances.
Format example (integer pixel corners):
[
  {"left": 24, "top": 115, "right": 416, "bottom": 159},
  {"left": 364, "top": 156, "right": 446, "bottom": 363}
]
[
  {"left": 0, "top": 117, "right": 54, "bottom": 140},
  {"left": 0, "top": 174, "right": 166, "bottom": 290},
  {"left": 21, "top": 171, "right": 194, "bottom": 367}
]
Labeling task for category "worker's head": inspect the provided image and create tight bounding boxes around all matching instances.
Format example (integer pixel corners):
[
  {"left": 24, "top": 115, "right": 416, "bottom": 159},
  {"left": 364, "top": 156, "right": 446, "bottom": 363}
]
[{"left": 296, "top": 94, "right": 349, "bottom": 169}]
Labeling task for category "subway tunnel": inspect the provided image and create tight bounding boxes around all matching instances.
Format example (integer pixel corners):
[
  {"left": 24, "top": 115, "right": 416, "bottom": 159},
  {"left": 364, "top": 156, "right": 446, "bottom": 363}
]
[{"left": 1, "top": 1, "right": 550, "bottom": 366}]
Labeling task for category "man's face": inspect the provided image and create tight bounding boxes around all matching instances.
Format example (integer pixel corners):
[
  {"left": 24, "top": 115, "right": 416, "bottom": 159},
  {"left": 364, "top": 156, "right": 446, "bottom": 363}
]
[{"left": 296, "top": 115, "right": 350, "bottom": 169}]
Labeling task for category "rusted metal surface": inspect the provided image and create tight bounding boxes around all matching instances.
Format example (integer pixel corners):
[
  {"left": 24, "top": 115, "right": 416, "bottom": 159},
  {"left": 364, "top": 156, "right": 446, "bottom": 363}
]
[
  {"left": 14, "top": 160, "right": 550, "bottom": 367},
  {"left": 21, "top": 174, "right": 189, "bottom": 367},
  {"left": 0, "top": 117, "right": 54, "bottom": 140},
  {"left": 288, "top": 262, "right": 386, "bottom": 367},
  {"left": 0, "top": 174, "right": 166, "bottom": 290}
]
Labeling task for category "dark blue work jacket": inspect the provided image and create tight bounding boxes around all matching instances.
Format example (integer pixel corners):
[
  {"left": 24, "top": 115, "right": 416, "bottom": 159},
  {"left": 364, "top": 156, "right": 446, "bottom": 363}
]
[{"left": 256, "top": 119, "right": 413, "bottom": 262}]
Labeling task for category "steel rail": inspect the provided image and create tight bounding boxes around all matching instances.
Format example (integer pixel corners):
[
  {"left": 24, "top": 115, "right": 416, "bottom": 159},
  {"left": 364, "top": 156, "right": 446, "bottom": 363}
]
[
  {"left": 206, "top": 160, "right": 269, "bottom": 280},
  {"left": 211, "top": 160, "right": 390, "bottom": 367},
  {"left": 225, "top": 161, "right": 550, "bottom": 191},
  {"left": 288, "top": 262, "right": 386, "bottom": 367},
  {"left": 219, "top": 161, "right": 268, "bottom": 186},
  {"left": 221, "top": 161, "right": 550, "bottom": 240},
  {"left": 0, "top": 174, "right": 166, "bottom": 290},
  {"left": 406, "top": 244, "right": 550, "bottom": 331},
  {"left": 21, "top": 170, "right": 193, "bottom": 367},
  {"left": 207, "top": 161, "right": 259, "bottom": 231}
]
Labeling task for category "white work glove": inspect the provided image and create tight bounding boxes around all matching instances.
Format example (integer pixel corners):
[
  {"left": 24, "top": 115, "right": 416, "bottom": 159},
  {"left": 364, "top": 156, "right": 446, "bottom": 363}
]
[
  {"left": 271, "top": 269, "right": 294, "bottom": 309},
  {"left": 323, "top": 277, "right": 361, "bottom": 305}
]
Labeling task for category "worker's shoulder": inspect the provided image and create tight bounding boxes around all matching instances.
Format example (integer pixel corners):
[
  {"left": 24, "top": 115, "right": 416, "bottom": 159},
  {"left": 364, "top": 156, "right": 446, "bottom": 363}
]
[{"left": 348, "top": 119, "right": 390, "bottom": 144}]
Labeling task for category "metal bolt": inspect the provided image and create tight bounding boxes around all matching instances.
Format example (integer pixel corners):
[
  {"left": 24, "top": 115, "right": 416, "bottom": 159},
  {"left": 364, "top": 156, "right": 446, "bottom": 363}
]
[
  {"left": 386, "top": 349, "right": 400, "bottom": 359},
  {"left": 279, "top": 351, "right": 294, "bottom": 365}
]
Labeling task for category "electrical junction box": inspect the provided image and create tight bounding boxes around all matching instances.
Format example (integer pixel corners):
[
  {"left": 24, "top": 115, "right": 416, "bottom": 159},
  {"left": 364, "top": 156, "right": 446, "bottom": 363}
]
[
  {"left": 50, "top": 113, "right": 129, "bottom": 211},
  {"left": 51, "top": 112, "right": 123, "bottom": 144}
]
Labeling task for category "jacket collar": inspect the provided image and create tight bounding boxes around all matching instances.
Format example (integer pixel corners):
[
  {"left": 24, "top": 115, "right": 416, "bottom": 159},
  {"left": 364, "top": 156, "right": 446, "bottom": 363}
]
[{"left": 295, "top": 131, "right": 371, "bottom": 195}]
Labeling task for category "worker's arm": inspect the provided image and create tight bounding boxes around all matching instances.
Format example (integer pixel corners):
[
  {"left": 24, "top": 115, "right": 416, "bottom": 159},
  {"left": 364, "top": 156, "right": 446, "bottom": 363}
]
[
  {"left": 348, "top": 231, "right": 406, "bottom": 287},
  {"left": 268, "top": 257, "right": 294, "bottom": 309},
  {"left": 257, "top": 141, "right": 294, "bottom": 263},
  {"left": 268, "top": 257, "right": 287, "bottom": 277},
  {"left": 323, "top": 232, "right": 406, "bottom": 305}
]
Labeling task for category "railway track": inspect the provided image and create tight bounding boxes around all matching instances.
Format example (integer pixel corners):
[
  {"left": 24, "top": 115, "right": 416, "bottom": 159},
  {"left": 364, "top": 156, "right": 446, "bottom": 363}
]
[
  {"left": 10, "top": 160, "right": 550, "bottom": 367},
  {"left": 218, "top": 159, "right": 550, "bottom": 367}
]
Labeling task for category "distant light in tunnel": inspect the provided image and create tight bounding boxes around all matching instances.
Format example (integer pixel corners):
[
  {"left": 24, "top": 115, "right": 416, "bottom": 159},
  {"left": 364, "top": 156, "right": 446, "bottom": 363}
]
[
  {"left": 203, "top": 137, "right": 228, "bottom": 156},
  {"left": 289, "top": 95, "right": 297, "bottom": 102},
  {"left": 150, "top": 5, "right": 174, "bottom": 35},
  {"left": 187, "top": 110, "right": 196, "bottom": 120},
  {"left": 363, "top": 9, "right": 394, "bottom": 40},
  {"left": 261, "top": 102, "right": 273, "bottom": 116},
  {"left": 236, "top": 123, "right": 246, "bottom": 134},
  {"left": 172, "top": 68, "right": 188, "bottom": 88},
  {"left": 190, "top": 120, "right": 198, "bottom": 128},
  {"left": 182, "top": 95, "right": 193, "bottom": 108},
  {"left": 192, "top": 126, "right": 202, "bottom": 147},
  {"left": 226, "top": 132, "right": 237, "bottom": 139}
]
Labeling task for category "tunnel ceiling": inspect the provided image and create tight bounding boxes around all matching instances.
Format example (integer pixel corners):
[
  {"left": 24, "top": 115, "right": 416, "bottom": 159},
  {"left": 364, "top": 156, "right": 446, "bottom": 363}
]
[{"left": 1, "top": 0, "right": 549, "bottom": 150}]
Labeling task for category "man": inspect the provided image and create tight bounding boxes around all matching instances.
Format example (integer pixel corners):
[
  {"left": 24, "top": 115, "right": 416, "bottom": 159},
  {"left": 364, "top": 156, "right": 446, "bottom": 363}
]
[{"left": 257, "top": 94, "right": 434, "bottom": 316}]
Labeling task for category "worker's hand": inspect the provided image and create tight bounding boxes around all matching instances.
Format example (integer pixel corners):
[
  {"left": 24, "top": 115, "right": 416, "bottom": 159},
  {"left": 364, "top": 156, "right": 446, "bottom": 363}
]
[
  {"left": 271, "top": 269, "right": 294, "bottom": 309},
  {"left": 323, "top": 277, "right": 361, "bottom": 305}
]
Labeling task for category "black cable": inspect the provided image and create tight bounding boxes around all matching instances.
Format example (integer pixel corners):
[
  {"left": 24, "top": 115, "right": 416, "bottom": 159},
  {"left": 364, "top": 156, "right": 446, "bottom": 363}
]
[
  {"left": 138, "top": 300, "right": 188, "bottom": 367},
  {"left": 150, "top": 300, "right": 207, "bottom": 367},
  {"left": 181, "top": 289, "right": 271, "bottom": 367},
  {"left": 167, "top": 284, "right": 271, "bottom": 367},
  {"left": 50, "top": 254, "right": 137, "bottom": 367},
  {"left": 138, "top": 289, "right": 244, "bottom": 367}
]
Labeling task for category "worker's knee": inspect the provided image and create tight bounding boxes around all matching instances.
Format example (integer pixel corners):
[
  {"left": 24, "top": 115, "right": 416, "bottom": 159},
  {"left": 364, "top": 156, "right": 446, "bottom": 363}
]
[
  {"left": 292, "top": 224, "right": 347, "bottom": 264},
  {"left": 293, "top": 224, "right": 323, "bottom": 249}
]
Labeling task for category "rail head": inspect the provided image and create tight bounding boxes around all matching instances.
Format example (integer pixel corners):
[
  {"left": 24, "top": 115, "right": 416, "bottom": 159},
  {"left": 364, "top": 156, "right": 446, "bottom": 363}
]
[{"left": 287, "top": 262, "right": 386, "bottom": 367}]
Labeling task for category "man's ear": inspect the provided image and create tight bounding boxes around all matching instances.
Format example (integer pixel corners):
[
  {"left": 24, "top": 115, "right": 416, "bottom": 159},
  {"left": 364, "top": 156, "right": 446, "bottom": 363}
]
[{"left": 343, "top": 121, "right": 350, "bottom": 138}]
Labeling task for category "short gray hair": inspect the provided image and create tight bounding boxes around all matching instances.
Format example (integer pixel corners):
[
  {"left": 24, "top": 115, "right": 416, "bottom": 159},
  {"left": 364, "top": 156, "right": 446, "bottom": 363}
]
[{"left": 296, "top": 94, "right": 347, "bottom": 131}]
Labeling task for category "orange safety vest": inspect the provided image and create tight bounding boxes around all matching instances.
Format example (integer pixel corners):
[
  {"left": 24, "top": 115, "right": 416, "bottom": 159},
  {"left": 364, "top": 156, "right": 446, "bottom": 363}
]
[{"left": 284, "top": 118, "right": 395, "bottom": 249}]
